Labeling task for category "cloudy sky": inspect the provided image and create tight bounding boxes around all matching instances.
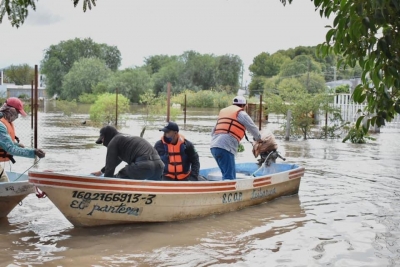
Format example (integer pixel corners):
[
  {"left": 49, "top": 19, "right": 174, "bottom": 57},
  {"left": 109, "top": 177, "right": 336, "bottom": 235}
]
[{"left": 1, "top": 0, "right": 332, "bottom": 85}]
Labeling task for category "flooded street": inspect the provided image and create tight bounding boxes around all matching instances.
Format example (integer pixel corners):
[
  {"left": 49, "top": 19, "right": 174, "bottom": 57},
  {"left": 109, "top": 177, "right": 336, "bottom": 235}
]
[{"left": 1, "top": 105, "right": 400, "bottom": 267}]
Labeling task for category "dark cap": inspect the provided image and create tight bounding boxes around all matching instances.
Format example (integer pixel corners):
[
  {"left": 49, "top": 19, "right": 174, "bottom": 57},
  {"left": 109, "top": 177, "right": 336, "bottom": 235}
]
[
  {"left": 159, "top": 121, "right": 179, "bottom": 132},
  {"left": 95, "top": 126, "right": 119, "bottom": 146}
]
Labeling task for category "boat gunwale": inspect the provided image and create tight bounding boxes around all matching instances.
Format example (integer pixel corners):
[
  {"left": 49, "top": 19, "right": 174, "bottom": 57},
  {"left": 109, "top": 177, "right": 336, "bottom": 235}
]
[{"left": 28, "top": 166, "right": 304, "bottom": 194}]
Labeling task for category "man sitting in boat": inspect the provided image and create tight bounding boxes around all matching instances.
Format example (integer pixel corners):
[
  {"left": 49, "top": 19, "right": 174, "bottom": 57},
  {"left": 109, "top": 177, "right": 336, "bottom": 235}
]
[
  {"left": 154, "top": 121, "right": 200, "bottom": 181},
  {"left": 0, "top": 97, "right": 46, "bottom": 182},
  {"left": 91, "top": 126, "right": 164, "bottom": 180},
  {"left": 210, "top": 95, "right": 262, "bottom": 180}
]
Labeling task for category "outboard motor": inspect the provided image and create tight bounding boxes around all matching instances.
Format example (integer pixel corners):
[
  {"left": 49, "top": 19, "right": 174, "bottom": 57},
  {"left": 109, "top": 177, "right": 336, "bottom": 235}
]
[
  {"left": 253, "top": 130, "right": 285, "bottom": 167},
  {"left": 258, "top": 150, "right": 286, "bottom": 166}
]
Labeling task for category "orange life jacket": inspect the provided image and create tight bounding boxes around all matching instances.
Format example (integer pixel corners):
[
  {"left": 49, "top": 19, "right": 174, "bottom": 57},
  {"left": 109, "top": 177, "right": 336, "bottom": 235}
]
[
  {"left": 161, "top": 134, "right": 191, "bottom": 180},
  {"left": 0, "top": 117, "right": 16, "bottom": 163},
  {"left": 214, "top": 105, "right": 246, "bottom": 142}
]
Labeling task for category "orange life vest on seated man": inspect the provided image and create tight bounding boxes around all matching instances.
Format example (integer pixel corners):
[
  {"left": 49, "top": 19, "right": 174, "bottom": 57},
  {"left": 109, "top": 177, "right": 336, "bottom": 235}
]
[
  {"left": 0, "top": 117, "right": 16, "bottom": 163},
  {"left": 214, "top": 105, "right": 246, "bottom": 142},
  {"left": 161, "top": 134, "right": 191, "bottom": 180}
]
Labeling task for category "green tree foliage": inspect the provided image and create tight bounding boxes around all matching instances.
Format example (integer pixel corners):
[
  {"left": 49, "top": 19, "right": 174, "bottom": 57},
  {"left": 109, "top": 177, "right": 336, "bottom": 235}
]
[
  {"left": 335, "top": 84, "right": 350, "bottom": 94},
  {"left": 41, "top": 38, "right": 121, "bottom": 98},
  {"left": 249, "top": 52, "right": 290, "bottom": 78},
  {"left": 152, "top": 61, "right": 185, "bottom": 95},
  {"left": 3, "top": 64, "right": 34, "bottom": 85},
  {"left": 144, "top": 55, "right": 177, "bottom": 75},
  {"left": 297, "top": 72, "right": 327, "bottom": 94},
  {"left": 281, "top": 0, "right": 400, "bottom": 129},
  {"left": 147, "top": 51, "right": 242, "bottom": 95},
  {"left": 61, "top": 57, "right": 111, "bottom": 100},
  {"left": 89, "top": 93, "right": 130, "bottom": 125},
  {"left": 180, "top": 51, "right": 217, "bottom": 90},
  {"left": 248, "top": 76, "right": 268, "bottom": 96},
  {"left": 215, "top": 54, "right": 243, "bottom": 88},
  {"left": 279, "top": 55, "right": 322, "bottom": 78},
  {"left": 0, "top": 0, "right": 96, "bottom": 27},
  {"left": 102, "top": 67, "right": 153, "bottom": 103}
]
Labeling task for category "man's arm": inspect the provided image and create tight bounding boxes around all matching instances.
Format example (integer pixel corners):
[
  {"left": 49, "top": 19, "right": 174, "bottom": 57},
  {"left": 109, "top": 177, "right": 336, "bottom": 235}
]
[
  {"left": 103, "top": 140, "right": 122, "bottom": 177},
  {"left": 237, "top": 111, "right": 261, "bottom": 141},
  {"left": 0, "top": 123, "right": 35, "bottom": 158},
  {"left": 185, "top": 140, "right": 200, "bottom": 177}
]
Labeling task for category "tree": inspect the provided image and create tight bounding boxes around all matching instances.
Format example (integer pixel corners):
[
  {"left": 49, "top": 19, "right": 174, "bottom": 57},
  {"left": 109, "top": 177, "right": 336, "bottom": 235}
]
[
  {"left": 102, "top": 67, "right": 153, "bottom": 103},
  {"left": 144, "top": 55, "right": 177, "bottom": 75},
  {"left": 281, "top": 0, "right": 400, "bottom": 129},
  {"left": 279, "top": 55, "right": 322, "bottom": 78},
  {"left": 0, "top": 0, "right": 96, "bottom": 28},
  {"left": 61, "top": 57, "right": 111, "bottom": 100},
  {"left": 216, "top": 54, "right": 243, "bottom": 88},
  {"left": 41, "top": 38, "right": 121, "bottom": 98},
  {"left": 89, "top": 92, "right": 130, "bottom": 125},
  {"left": 3, "top": 64, "right": 34, "bottom": 85},
  {"left": 249, "top": 52, "right": 290, "bottom": 78}
]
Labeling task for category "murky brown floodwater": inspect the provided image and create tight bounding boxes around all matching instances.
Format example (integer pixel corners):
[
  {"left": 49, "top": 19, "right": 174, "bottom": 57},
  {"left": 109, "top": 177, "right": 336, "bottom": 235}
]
[{"left": 1, "top": 104, "right": 400, "bottom": 267}]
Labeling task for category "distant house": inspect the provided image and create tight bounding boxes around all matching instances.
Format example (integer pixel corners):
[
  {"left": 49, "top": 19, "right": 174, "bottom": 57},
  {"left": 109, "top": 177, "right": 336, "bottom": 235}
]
[
  {"left": 0, "top": 69, "right": 46, "bottom": 99},
  {"left": 6, "top": 84, "right": 46, "bottom": 99}
]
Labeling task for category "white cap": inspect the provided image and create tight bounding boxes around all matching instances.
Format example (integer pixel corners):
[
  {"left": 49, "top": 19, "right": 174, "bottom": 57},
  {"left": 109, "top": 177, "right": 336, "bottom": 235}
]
[{"left": 233, "top": 95, "right": 246, "bottom": 105}]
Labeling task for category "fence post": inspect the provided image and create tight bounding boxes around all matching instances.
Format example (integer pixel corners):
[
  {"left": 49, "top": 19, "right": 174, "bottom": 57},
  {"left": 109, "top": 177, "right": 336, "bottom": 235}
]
[
  {"left": 115, "top": 88, "right": 118, "bottom": 127},
  {"left": 285, "top": 110, "right": 291, "bottom": 141},
  {"left": 166, "top": 82, "right": 171, "bottom": 122},
  {"left": 184, "top": 94, "right": 187, "bottom": 125}
]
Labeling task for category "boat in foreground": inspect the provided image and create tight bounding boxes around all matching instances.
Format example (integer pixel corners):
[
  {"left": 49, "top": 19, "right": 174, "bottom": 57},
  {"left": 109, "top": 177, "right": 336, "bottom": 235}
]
[
  {"left": 28, "top": 162, "right": 305, "bottom": 227},
  {"left": 0, "top": 172, "right": 35, "bottom": 218}
]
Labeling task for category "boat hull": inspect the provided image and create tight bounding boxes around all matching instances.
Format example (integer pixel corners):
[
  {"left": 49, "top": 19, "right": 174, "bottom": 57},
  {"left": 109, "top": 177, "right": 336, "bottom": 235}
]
[
  {"left": 29, "top": 163, "right": 304, "bottom": 227},
  {"left": 0, "top": 172, "right": 35, "bottom": 218}
]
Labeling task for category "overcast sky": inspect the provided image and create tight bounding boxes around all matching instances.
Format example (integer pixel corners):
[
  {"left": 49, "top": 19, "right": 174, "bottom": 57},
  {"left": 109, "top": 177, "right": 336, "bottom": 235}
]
[{"left": 1, "top": 0, "right": 332, "bottom": 85}]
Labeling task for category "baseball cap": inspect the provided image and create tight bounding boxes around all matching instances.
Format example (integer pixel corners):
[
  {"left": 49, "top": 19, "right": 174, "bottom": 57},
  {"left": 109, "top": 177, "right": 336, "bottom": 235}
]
[
  {"left": 233, "top": 95, "right": 247, "bottom": 105},
  {"left": 159, "top": 121, "right": 179, "bottom": 132},
  {"left": 6, "top": 97, "right": 27, "bottom": 116}
]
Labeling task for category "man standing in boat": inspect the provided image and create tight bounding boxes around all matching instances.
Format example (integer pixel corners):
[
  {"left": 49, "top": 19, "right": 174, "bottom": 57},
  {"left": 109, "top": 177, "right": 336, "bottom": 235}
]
[
  {"left": 210, "top": 95, "right": 262, "bottom": 180},
  {"left": 154, "top": 121, "right": 200, "bottom": 181},
  {"left": 92, "top": 125, "right": 164, "bottom": 180},
  {"left": 0, "top": 97, "right": 46, "bottom": 182}
]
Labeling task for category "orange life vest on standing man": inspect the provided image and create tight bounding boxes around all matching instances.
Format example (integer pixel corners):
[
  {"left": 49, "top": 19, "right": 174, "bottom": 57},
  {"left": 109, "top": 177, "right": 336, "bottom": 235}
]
[{"left": 214, "top": 105, "right": 246, "bottom": 142}]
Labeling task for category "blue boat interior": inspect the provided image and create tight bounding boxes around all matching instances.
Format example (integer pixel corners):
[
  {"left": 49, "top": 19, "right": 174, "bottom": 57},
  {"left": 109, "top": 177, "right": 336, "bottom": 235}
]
[
  {"left": 7, "top": 172, "right": 29, "bottom": 182},
  {"left": 199, "top": 163, "right": 299, "bottom": 181}
]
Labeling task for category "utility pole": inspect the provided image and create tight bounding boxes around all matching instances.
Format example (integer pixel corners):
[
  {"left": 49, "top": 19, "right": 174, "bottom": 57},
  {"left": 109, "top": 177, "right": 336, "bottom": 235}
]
[{"left": 332, "top": 66, "right": 337, "bottom": 81}]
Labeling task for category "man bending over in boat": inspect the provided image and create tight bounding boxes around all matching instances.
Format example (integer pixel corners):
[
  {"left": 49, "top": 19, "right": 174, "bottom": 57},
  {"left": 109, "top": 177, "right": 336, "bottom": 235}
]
[
  {"left": 210, "top": 95, "right": 262, "bottom": 180},
  {"left": 91, "top": 126, "right": 164, "bottom": 180},
  {"left": 154, "top": 121, "right": 201, "bottom": 181},
  {"left": 0, "top": 97, "right": 46, "bottom": 182}
]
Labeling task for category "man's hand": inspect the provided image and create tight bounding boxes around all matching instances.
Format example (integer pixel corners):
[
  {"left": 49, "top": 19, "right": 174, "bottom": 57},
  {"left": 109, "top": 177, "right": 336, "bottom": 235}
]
[
  {"left": 34, "top": 149, "right": 45, "bottom": 158},
  {"left": 91, "top": 170, "right": 103, "bottom": 176}
]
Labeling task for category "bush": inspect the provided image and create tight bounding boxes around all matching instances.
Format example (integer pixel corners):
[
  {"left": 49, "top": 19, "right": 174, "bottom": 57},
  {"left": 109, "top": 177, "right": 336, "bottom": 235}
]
[{"left": 89, "top": 93, "right": 130, "bottom": 125}]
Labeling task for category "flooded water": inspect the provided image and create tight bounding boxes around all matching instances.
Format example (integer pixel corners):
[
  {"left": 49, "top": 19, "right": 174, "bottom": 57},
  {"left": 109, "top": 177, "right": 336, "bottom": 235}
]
[{"left": 1, "top": 104, "right": 400, "bottom": 267}]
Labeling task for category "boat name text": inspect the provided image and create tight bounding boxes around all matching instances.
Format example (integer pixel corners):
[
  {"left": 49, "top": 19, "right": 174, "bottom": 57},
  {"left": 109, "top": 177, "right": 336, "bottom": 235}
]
[
  {"left": 71, "top": 191, "right": 156, "bottom": 204},
  {"left": 70, "top": 199, "right": 142, "bottom": 216},
  {"left": 251, "top": 187, "right": 276, "bottom": 199},
  {"left": 222, "top": 192, "right": 243, "bottom": 203}
]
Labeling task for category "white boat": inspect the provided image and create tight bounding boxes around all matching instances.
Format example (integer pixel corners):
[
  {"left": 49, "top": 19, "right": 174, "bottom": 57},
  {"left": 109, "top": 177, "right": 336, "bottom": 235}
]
[
  {"left": 28, "top": 162, "right": 305, "bottom": 227},
  {"left": 0, "top": 172, "right": 35, "bottom": 218}
]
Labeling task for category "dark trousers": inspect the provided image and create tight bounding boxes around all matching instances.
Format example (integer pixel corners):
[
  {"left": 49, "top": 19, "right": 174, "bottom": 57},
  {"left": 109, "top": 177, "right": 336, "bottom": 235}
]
[{"left": 116, "top": 159, "right": 164, "bottom": 181}]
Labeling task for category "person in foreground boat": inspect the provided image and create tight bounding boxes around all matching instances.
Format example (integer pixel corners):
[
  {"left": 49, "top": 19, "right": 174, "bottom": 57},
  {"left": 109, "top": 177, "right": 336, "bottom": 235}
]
[
  {"left": 0, "top": 97, "right": 46, "bottom": 182},
  {"left": 154, "top": 121, "right": 201, "bottom": 181},
  {"left": 91, "top": 125, "right": 164, "bottom": 180},
  {"left": 210, "top": 95, "right": 262, "bottom": 180}
]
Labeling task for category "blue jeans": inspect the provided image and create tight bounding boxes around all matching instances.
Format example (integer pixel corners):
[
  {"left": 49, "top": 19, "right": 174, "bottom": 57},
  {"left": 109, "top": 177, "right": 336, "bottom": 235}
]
[{"left": 210, "top": 147, "right": 236, "bottom": 180}]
